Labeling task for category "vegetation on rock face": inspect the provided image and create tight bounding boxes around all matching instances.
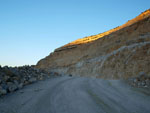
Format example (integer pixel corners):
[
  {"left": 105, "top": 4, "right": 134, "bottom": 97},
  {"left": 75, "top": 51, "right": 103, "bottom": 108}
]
[{"left": 0, "top": 65, "right": 60, "bottom": 96}]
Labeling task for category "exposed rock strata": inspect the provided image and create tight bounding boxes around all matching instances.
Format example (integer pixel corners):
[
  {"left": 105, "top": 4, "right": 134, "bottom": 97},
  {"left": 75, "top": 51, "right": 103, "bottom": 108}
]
[{"left": 36, "top": 9, "right": 150, "bottom": 79}]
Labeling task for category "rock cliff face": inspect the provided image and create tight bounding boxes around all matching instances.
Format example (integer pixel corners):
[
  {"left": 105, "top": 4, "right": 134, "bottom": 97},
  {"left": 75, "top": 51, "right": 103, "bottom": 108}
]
[{"left": 36, "top": 9, "right": 150, "bottom": 79}]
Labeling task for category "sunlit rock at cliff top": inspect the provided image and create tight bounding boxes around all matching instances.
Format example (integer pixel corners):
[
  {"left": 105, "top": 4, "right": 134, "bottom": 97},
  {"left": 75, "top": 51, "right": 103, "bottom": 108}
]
[
  {"left": 36, "top": 9, "right": 150, "bottom": 79},
  {"left": 55, "top": 9, "right": 150, "bottom": 52}
]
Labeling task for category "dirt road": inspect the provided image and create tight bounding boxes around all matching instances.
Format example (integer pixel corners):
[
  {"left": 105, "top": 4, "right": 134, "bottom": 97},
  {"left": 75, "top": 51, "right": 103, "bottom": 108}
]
[{"left": 0, "top": 76, "right": 150, "bottom": 113}]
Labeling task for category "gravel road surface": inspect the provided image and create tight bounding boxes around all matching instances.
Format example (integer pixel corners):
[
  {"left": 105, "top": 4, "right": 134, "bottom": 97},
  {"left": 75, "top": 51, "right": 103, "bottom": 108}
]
[{"left": 0, "top": 76, "right": 150, "bottom": 113}]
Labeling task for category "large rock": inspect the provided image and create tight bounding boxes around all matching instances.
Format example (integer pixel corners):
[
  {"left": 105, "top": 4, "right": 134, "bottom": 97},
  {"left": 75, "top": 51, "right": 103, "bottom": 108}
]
[{"left": 36, "top": 9, "right": 150, "bottom": 79}]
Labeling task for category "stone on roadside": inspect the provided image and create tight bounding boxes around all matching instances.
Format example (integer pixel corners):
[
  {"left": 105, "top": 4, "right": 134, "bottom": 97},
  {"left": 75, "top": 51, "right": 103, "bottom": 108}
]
[
  {"left": 0, "top": 86, "right": 7, "bottom": 95},
  {"left": 133, "top": 78, "right": 138, "bottom": 83},
  {"left": 0, "top": 89, "right": 7, "bottom": 95},
  {"left": 7, "top": 82, "right": 18, "bottom": 92},
  {"left": 18, "top": 83, "right": 23, "bottom": 89},
  {"left": 141, "top": 81, "right": 146, "bottom": 86},
  {"left": 138, "top": 72, "right": 146, "bottom": 79},
  {"left": 29, "top": 77, "right": 37, "bottom": 83}
]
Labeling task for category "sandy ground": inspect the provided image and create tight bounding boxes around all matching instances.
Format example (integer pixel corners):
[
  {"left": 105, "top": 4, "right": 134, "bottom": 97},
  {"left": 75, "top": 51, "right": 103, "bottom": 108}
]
[{"left": 0, "top": 76, "right": 150, "bottom": 113}]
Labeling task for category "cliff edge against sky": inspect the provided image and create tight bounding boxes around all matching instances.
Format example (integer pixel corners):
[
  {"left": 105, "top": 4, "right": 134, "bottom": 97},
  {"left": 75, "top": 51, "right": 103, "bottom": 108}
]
[{"left": 36, "top": 9, "right": 150, "bottom": 79}]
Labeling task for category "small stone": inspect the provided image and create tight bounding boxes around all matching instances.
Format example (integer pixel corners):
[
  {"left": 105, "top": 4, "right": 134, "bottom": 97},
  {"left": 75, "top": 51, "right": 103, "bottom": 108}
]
[
  {"left": 24, "top": 81, "right": 29, "bottom": 85},
  {"left": 1, "top": 83, "right": 8, "bottom": 90},
  {"left": 39, "top": 77, "right": 43, "bottom": 80},
  {"left": 144, "top": 85, "right": 148, "bottom": 88},
  {"left": 0, "top": 89, "right": 7, "bottom": 95},
  {"left": 133, "top": 78, "right": 138, "bottom": 83},
  {"left": 29, "top": 77, "right": 37, "bottom": 83},
  {"left": 13, "top": 80, "right": 19, "bottom": 85},
  {"left": 132, "top": 83, "right": 136, "bottom": 87},
  {"left": 18, "top": 83, "right": 23, "bottom": 89},
  {"left": 69, "top": 74, "right": 72, "bottom": 77},
  {"left": 138, "top": 72, "right": 146, "bottom": 78},
  {"left": 141, "top": 81, "right": 146, "bottom": 86},
  {"left": 34, "top": 88, "right": 43, "bottom": 92},
  {"left": 145, "top": 79, "right": 150, "bottom": 86},
  {"left": 0, "top": 86, "right": 7, "bottom": 95},
  {"left": 137, "top": 82, "right": 142, "bottom": 87},
  {"left": 4, "top": 75, "right": 10, "bottom": 82},
  {"left": 7, "top": 82, "right": 18, "bottom": 92},
  {"left": 20, "top": 91, "right": 24, "bottom": 93}
]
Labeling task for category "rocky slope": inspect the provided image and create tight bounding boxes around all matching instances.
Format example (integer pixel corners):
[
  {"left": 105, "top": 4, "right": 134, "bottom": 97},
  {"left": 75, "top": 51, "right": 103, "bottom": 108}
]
[{"left": 36, "top": 9, "right": 150, "bottom": 79}]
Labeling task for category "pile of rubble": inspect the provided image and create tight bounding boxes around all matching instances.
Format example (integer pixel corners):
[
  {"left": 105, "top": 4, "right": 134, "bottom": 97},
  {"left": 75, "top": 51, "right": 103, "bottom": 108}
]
[
  {"left": 0, "top": 65, "right": 60, "bottom": 96},
  {"left": 128, "top": 72, "right": 150, "bottom": 88}
]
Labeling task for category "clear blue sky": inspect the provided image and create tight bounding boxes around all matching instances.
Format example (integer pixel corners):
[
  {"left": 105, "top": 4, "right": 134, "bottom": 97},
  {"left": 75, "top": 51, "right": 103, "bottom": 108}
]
[{"left": 0, "top": 0, "right": 149, "bottom": 66}]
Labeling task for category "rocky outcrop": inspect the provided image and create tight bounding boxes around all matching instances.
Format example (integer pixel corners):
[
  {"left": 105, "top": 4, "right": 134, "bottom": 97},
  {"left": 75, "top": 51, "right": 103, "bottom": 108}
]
[
  {"left": 36, "top": 9, "right": 150, "bottom": 79},
  {"left": 0, "top": 65, "right": 60, "bottom": 96}
]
